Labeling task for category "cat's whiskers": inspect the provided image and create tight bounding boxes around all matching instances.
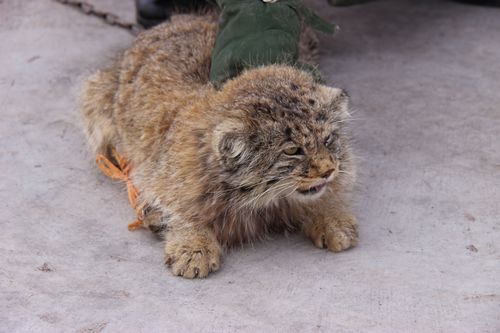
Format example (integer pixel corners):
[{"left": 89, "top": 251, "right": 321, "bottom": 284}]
[
  {"left": 208, "top": 178, "right": 281, "bottom": 196},
  {"left": 247, "top": 181, "right": 296, "bottom": 211},
  {"left": 338, "top": 170, "right": 354, "bottom": 177},
  {"left": 220, "top": 205, "right": 231, "bottom": 237},
  {"left": 333, "top": 116, "right": 363, "bottom": 125},
  {"left": 236, "top": 182, "right": 285, "bottom": 212},
  {"left": 282, "top": 184, "right": 299, "bottom": 199},
  {"left": 217, "top": 179, "right": 292, "bottom": 238},
  {"left": 267, "top": 183, "right": 298, "bottom": 204}
]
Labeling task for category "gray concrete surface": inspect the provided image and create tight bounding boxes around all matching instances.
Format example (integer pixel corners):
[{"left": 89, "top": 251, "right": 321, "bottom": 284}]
[{"left": 1, "top": 0, "right": 499, "bottom": 332}]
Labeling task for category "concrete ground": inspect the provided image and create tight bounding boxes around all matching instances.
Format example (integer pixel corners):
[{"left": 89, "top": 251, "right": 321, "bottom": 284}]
[{"left": 1, "top": 0, "right": 499, "bottom": 332}]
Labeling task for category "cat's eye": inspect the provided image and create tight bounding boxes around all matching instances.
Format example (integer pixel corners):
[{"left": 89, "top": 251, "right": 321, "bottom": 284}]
[{"left": 283, "top": 146, "right": 302, "bottom": 155}]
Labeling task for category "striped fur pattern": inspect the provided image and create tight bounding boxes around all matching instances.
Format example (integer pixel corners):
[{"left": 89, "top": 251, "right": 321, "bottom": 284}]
[{"left": 81, "top": 15, "right": 358, "bottom": 278}]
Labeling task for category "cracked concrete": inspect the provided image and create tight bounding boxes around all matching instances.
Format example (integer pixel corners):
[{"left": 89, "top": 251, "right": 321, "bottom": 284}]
[{"left": 1, "top": 0, "right": 499, "bottom": 332}]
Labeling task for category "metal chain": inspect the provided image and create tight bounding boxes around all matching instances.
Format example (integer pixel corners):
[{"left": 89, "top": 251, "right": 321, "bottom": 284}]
[{"left": 54, "top": 0, "right": 143, "bottom": 35}]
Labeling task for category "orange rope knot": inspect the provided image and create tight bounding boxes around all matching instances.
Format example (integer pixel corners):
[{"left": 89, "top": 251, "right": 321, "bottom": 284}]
[{"left": 95, "top": 147, "right": 145, "bottom": 231}]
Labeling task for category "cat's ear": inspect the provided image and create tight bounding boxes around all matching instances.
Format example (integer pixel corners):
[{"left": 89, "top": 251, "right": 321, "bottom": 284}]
[
  {"left": 320, "top": 86, "right": 350, "bottom": 119},
  {"left": 212, "top": 120, "right": 246, "bottom": 169}
]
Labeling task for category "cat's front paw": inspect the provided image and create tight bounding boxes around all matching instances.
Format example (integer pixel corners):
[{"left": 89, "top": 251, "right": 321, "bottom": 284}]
[
  {"left": 304, "top": 214, "right": 358, "bottom": 252},
  {"left": 164, "top": 230, "right": 221, "bottom": 279}
]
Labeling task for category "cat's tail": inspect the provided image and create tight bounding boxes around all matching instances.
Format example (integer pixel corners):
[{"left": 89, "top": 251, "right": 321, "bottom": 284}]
[{"left": 80, "top": 65, "right": 120, "bottom": 159}]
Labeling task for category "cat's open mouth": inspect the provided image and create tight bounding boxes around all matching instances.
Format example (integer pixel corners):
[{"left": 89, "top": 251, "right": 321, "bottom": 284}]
[{"left": 297, "top": 182, "right": 327, "bottom": 196}]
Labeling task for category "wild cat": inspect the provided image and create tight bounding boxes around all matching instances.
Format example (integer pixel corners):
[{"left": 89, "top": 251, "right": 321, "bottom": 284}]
[{"left": 81, "top": 15, "right": 358, "bottom": 278}]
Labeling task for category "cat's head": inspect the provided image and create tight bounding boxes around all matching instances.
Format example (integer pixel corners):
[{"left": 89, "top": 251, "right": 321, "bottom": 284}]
[{"left": 211, "top": 66, "right": 354, "bottom": 208}]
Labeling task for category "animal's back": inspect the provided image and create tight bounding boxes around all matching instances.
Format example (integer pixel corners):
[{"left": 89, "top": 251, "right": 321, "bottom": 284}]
[
  {"left": 81, "top": 15, "right": 218, "bottom": 161},
  {"left": 122, "top": 15, "right": 217, "bottom": 87}
]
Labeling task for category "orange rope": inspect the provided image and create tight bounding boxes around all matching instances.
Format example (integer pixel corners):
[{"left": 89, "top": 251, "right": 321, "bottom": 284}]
[{"left": 95, "top": 147, "right": 144, "bottom": 231}]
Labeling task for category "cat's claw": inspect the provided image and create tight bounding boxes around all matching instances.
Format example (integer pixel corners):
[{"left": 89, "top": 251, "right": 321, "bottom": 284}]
[
  {"left": 164, "top": 233, "right": 221, "bottom": 279},
  {"left": 167, "top": 251, "right": 220, "bottom": 278}
]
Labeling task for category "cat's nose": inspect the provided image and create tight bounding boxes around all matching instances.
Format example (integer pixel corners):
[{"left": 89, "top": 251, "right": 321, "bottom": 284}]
[{"left": 320, "top": 168, "right": 335, "bottom": 179}]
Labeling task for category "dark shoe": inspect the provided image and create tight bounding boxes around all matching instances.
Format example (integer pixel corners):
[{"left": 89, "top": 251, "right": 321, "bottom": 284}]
[
  {"left": 454, "top": 0, "right": 500, "bottom": 6},
  {"left": 135, "top": 0, "right": 171, "bottom": 28},
  {"left": 136, "top": 0, "right": 214, "bottom": 29}
]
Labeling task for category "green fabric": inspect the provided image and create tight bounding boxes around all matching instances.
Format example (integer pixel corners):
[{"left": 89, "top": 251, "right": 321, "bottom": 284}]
[{"left": 209, "top": 0, "right": 337, "bottom": 86}]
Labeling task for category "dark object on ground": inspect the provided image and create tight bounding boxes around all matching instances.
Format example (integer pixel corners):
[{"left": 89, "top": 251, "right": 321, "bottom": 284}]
[
  {"left": 135, "top": 0, "right": 213, "bottom": 28},
  {"left": 454, "top": 0, "right": 500, "bottom": 6},
  {"left": 37, "top": 263, "right": 54, "bottom": 272},
  {"left": 135, "top": 0, "right": 170, "bottom": 28}
]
